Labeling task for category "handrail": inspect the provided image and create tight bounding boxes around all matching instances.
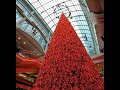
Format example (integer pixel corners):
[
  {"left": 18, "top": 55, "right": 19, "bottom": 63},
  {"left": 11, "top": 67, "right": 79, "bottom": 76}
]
[
  {"left": 16, "top": 54, "right": 42, "bottom": 66},
  {"left": 92, "top": 53, "right": 104, "bottom": 60}
]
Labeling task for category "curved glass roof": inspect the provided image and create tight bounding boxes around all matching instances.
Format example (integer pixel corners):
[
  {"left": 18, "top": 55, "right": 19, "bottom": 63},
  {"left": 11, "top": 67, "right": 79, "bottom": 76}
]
[{"left": 26, "top": 0, "right": 97, "bottom": 56}]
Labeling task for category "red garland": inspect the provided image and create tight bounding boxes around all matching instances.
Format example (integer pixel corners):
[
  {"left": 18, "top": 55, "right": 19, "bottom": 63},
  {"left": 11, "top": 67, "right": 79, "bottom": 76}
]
[{"left": 32, "top": 13, "right": 104, "bottom": 90}]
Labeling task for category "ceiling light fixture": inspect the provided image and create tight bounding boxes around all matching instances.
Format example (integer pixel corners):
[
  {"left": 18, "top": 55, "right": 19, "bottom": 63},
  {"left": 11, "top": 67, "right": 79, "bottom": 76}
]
[
  {"left": 18, "top": 37, "right": 20, "bottom": 39},
  {"left": 23, "top": 42, "right": 26, "bottom": 44}
]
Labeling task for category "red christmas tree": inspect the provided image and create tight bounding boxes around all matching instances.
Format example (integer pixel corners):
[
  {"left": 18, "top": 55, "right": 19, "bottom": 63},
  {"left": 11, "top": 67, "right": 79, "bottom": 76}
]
[{"left": 32, "top": 13, "right": 104, "bottom": 90}]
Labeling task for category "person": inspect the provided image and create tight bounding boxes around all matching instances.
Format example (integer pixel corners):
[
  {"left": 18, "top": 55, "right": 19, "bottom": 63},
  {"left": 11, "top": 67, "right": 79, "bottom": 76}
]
[{"left": 16, "top": 43, "right": 20, "bottom": 53}]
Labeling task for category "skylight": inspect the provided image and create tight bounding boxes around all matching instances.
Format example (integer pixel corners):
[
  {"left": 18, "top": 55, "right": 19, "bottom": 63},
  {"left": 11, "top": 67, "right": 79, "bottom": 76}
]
[{"left": 26, "top": 0, "right": 97, "bottom": 56}]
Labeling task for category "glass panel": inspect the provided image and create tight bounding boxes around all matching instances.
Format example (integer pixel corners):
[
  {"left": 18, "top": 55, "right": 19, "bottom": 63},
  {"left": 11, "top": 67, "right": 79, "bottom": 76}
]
[
  {"left": 30, "top": 0, "right": 37, "bottom": 3},
  {"left": 47, "top": 8, "right": 54, "bottom": 15},
  {"left": 16, "top": 9, "right": 23, "bottom": 23},
  {"left": 45, "top": 17, "right": 52, "bottom": 24},
  {"left": 27, "top": 0, "right": 97, "bottom": 56},
  {"left": 41, "top": 12, "right": 49, "bottom": 19},
  {"left": 19, "top": 20, "right": 47, "bottom": 50},
  {"left": 37, "top": 7, "right": 44, "bottom": 13}
]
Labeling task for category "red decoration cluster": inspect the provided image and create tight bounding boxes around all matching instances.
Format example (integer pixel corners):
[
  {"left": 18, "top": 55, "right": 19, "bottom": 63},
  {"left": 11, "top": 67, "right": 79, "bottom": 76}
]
[{"left": 32, "top": 14, "right": 104, "bottom": 90}]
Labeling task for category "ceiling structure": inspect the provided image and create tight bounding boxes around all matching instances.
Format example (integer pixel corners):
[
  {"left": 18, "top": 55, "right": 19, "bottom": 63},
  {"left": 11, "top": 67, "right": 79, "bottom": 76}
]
[
  {"left": 26, "top": 0, "right": 100, "bottom": 56},
  {"left": 16, "top": 0, "right": 104, "bottom": 56}
]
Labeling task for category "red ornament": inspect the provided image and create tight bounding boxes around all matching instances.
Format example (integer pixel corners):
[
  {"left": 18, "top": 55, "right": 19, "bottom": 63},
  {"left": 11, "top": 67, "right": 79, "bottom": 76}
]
[{"left": 32, "top": 13, "right": 104, "bottom": 90}]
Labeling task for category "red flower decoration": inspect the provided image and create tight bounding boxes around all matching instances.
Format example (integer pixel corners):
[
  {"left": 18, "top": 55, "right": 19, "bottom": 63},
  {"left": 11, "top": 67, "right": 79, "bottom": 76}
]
[{"left": 32, "top": 13, "right": 104, "bottom": 90}]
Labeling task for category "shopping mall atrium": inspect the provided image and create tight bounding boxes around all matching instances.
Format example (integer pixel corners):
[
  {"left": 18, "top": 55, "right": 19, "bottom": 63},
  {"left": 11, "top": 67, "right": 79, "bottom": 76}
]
[{"left": 16, "top": 0, "right": 104, "bottom": 90}]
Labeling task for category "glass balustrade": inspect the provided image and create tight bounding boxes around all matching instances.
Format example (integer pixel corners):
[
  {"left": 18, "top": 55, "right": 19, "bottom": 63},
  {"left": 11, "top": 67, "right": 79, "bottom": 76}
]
[{"left": 18, "top": 20, "right": 47, "bottom": 51}]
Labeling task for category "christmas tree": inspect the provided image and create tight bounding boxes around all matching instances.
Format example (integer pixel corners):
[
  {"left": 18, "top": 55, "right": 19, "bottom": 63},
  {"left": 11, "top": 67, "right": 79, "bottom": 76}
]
[{"left": 32, "top": 13, "right": 104, "bottom": 90}]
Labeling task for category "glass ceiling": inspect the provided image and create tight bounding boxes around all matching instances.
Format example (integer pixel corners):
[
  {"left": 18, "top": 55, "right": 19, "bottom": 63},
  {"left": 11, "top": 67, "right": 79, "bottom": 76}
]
[{"left": 26, "top": 0, "right": 96, "bottom": 56}]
